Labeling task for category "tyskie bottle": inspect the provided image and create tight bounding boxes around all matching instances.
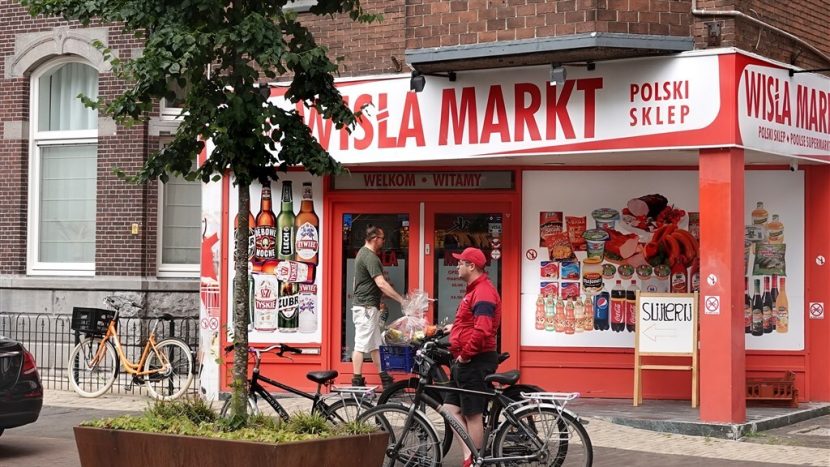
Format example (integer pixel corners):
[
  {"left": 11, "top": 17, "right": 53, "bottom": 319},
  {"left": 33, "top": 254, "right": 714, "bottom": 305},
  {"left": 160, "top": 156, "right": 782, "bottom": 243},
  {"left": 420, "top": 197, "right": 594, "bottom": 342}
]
[
  {"left": 611, "top": 280, "right": 625, "bottom": 332},
  {"left": 625, "top": 280, "right": 638, "bottom": 332},
  {"left": 751, "top": 279, "right": 764, "bottom": 336}
]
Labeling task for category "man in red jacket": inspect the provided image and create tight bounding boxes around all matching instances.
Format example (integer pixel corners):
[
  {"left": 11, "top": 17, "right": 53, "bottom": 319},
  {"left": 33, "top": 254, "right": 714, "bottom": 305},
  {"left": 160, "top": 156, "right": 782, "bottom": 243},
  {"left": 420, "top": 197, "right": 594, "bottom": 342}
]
[{"left": 443, "top": 247, "right": 501, "bottom": 467}]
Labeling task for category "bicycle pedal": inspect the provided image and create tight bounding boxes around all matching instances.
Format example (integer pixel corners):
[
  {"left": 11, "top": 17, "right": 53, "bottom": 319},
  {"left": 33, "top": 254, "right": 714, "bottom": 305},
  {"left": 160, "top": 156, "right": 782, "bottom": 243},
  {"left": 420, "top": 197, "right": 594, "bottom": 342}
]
[{"left": 132, "top": 376, "right": 145, "bottom": 385}]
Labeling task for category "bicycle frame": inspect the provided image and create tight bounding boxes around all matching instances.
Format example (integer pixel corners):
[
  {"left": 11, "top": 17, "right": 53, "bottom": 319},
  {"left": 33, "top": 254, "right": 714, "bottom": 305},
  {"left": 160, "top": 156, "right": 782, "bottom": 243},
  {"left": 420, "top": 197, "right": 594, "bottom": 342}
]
[
  {"left": 90, "top": 318, "right": 169, "bottom": 377},
  {"left": 246, "top": 369, "right": 328, "bottom": 421}
]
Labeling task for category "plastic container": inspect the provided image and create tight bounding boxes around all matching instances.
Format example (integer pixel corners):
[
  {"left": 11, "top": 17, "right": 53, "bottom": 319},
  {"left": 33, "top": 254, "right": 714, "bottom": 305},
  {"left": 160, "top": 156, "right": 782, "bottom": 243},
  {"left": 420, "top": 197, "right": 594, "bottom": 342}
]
[
  {"left": 379, "top": 345, "right": 416, "bottom": 373},
  {"left": 71, "top": 307, "right": 115, "bottom": 336}
]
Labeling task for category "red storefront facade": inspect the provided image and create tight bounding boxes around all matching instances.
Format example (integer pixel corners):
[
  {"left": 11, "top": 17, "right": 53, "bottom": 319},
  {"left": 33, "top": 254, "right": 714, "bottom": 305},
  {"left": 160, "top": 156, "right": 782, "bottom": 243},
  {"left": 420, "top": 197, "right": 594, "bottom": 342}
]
[{"left": 199, "top": 49, "right": 830, "bottom": 423}]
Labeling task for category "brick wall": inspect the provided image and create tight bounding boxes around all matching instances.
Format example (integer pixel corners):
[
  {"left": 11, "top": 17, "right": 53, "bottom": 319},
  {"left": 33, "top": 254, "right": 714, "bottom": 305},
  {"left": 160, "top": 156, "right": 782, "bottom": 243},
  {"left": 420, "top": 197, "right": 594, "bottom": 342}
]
[{"left": 405, "top": 0, "right": 693, "bottom": 50}]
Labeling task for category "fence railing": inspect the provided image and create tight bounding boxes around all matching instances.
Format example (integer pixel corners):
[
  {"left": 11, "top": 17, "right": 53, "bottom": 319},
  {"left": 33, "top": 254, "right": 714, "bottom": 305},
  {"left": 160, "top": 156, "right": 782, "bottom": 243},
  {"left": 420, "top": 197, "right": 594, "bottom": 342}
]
[{"left": 0, "top": 312, "right": 200, "bottom": 397}]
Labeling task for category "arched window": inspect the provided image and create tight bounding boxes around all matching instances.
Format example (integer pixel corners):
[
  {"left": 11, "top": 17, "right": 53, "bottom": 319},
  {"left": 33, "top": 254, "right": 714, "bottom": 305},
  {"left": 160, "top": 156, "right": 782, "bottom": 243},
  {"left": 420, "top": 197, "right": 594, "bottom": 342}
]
[{"left": 28, "top": 58, "right": 98, "bottom": 275}]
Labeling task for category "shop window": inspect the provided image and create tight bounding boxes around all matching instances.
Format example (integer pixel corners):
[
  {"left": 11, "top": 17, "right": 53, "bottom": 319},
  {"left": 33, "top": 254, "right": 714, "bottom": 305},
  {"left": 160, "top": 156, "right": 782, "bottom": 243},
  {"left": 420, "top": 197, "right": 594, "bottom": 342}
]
[
  {"left": 158, "top": 148, "right": 200, "bottom": 277},
  {"left": 284, "top": 0, "right": 314, "bottom": 12},
  {"left": 27, "top": 59, "right": 98, "bottom": 275},
  {"left": 160, "top": 79, "right": 188, "bottom": 120}
]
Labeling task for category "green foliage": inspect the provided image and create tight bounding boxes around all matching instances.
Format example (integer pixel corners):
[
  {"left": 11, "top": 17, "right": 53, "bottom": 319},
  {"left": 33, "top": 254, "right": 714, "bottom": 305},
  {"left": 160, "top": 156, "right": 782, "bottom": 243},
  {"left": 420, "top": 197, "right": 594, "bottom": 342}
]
[{"left": 82, "top": 400, "right": 376, "bottom": 443}]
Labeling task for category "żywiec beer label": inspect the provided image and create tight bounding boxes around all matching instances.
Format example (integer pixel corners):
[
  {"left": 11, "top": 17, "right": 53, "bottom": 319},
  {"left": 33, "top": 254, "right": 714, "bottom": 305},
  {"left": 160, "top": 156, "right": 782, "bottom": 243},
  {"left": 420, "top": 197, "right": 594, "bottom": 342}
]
[
  {"left": 295, "top": 222, "right": 319, "bottom": 261},
  {"left": 254, "top": 226, "right": 277, "bottom": 260},
  {"left": 298, "top": 284, "right": 317, "bottom": 334}
]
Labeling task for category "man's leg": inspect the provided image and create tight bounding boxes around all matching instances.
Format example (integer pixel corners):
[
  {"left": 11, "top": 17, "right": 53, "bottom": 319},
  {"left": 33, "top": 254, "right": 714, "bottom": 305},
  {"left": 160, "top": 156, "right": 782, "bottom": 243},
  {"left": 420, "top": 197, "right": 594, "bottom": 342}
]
[
  {"left": 463, "top": 413, "right": 485, "bottom": 453},
  {"left": 443, "top": 403, "right": 472, "bottom": 460},
  {"left": 352, "top": 350, "right": 365, "bottom": 375}
]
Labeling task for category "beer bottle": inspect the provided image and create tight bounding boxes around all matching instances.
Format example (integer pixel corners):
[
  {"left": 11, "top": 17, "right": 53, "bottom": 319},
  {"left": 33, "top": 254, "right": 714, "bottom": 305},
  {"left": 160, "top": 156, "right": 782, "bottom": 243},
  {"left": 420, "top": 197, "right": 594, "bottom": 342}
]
[
  {"left": 278, "top": 282, "right": 299, "bottom": 333},
  {"left": 294, "top": 182, "right": 319, "bottom": 265},
  {"left": 234, "top": 198, "right": 256, "bottom": 261},
  {"left": 744, "top": 277, "right": 751, "bottom": 334},
  {"left": 751, "top": 279, "right": 764, "bottom": 336},
  {"left": 762, "top": 276, "right": 773, "bottom": 334},
  {"left": 277, "top": 181, "right": 296, "bottom": 260},
  {"left": 254, "top": 182, "right": 277, "bottom": 262}
]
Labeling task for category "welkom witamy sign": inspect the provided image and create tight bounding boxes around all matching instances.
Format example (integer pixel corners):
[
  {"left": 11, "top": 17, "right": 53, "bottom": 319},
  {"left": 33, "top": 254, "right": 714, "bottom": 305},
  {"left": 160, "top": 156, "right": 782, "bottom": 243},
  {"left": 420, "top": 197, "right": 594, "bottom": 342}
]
[{"left": 633, "top": 292, "right": 699, "bottom": 407}]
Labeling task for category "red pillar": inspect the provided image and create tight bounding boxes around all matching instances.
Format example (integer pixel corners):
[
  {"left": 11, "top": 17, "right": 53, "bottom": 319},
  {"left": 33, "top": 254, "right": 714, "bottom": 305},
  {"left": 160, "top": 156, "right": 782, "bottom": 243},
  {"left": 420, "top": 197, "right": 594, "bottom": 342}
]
[
  {"left": 805, "top": 165, "right": 830, "bottom": 401},
  {"left": 698, "top": 148, "right": 746, "bottom": 423}
]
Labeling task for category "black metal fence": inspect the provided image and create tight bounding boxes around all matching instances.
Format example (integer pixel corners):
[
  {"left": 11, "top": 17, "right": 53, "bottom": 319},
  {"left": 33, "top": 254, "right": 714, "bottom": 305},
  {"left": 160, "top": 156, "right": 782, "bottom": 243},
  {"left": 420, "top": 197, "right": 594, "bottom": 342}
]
[{"left": 0, "top": 313, "right": 200, "bottom": 397}]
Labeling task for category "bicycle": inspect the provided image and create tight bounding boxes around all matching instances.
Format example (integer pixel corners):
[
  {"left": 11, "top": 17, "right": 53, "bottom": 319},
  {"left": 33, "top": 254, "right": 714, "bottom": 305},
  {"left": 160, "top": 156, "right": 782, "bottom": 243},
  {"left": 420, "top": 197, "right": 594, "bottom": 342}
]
[
  {"left": 219, "top": 343, "right": 374, "bottom": 424},
  {"left": 68, "top": 304, "right": 194, "bottom": 400},
  {"left": 378, "top": 331, "right": 544, "bottom": 457},
  {"left": 359, "top": 341, "right": 593, "bottom": 467}
]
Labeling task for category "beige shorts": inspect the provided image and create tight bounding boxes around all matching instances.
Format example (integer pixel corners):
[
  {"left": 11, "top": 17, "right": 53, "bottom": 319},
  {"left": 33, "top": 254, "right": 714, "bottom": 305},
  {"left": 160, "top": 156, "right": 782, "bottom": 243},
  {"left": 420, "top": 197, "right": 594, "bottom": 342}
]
[{"left": 352, "top": 305, "right": 383, "bottom": 353}]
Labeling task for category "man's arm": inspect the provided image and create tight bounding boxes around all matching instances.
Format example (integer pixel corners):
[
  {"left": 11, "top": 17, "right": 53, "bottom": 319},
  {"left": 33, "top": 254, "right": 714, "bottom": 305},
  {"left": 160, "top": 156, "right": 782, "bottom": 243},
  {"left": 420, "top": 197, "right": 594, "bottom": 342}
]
[{"left": 374, "top": 274, "right": 404, "bottom": 304}]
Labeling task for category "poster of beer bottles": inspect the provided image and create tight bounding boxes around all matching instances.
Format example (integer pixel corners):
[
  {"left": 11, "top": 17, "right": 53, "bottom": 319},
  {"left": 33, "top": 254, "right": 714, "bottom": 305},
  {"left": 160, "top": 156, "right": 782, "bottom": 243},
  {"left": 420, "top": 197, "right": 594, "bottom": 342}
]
[
  {"left": 519, "top": 170, "right": 805, "bottom": 351},
  {"left": 226, "top": 172, "right": 323, "bottom": 344}
]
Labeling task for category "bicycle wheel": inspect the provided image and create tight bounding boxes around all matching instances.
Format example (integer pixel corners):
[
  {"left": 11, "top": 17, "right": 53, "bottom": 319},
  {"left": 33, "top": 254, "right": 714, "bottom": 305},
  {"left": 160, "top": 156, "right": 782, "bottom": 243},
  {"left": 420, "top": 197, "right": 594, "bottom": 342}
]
[
  {"left": 68, "top": 337, "right": 119, "bottom": 398},
  {"left": 323, "top": 398, "right": 373, "bottom": 424},
  {"left": 220, "top": 395, "right": 260, "bottom": 418},
  {"left": 492, "top": 405, "right": 592, "bottom": 467},
  {"left": 488, "top": 384, "right": 546, "bottom": 432},
  {"left": 358, "top": 404, "right": 441, "bottom": 467},
  {"left": 378, "top": 378, "right": 453, "bottom": 457},
  {"left": 143, "top": 338, "right": 194, "bottom": 400}
]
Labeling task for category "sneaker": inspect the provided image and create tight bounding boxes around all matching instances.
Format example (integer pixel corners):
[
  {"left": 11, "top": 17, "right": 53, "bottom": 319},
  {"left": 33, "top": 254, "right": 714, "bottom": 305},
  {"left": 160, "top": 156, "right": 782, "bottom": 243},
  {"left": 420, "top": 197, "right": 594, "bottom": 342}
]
[
  {"left": 463, "top": 455, "right": 473, "bottom": 467},
  {"left": 379, "top": 371, "right": 394, "bottom": 390},
  {"left": 351, "top": 374, "right": 366, "bottom": 387}
]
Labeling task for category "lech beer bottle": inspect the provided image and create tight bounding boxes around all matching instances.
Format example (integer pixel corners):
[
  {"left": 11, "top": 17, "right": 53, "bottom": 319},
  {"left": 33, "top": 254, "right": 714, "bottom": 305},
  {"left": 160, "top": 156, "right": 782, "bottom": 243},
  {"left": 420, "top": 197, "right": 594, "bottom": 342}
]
[{"left": 277, "top": 181, "right": 296, "bottom": 261}]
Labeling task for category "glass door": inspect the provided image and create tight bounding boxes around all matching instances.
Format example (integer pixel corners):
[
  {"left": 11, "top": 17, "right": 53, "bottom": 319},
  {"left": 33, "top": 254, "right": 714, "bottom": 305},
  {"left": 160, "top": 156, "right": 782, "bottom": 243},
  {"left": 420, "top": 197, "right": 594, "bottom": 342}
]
[
  {"left": 424, "top": 203, "right": 509, "bottom": 333},
  {"left": 330, "top": 203, "right": 420, "bottom": 373}
]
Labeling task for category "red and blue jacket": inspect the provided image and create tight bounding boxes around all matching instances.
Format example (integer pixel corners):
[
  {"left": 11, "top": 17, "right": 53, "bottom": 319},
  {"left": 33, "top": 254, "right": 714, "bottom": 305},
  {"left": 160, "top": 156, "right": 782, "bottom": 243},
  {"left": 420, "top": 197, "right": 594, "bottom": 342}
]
[{"left": 449, "top": 274, "right": 501, "bottom": 361}]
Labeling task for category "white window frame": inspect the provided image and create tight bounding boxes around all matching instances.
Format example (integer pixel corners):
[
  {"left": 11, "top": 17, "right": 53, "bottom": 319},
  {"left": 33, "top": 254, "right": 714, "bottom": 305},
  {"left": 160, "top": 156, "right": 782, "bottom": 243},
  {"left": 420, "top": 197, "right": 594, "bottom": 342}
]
[
  {"left": 159, "top": 97, "right": 187, "bottom": 121},
  {"left": 27, "top": 57, "right": 98, "bottom": 276},
  {"left": 157, "top": 142, "right": 200, "bottom": 278},
  {"left": 285, "top": 0, "right": 314, "bottom": 12}
]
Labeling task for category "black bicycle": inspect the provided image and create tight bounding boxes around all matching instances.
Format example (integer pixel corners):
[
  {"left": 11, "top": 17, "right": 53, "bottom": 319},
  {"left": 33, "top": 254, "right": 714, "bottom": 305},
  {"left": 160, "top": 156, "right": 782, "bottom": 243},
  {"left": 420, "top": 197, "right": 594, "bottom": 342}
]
[
  {"left": 220, "top": 343, "right": 373, "bottom": 424},
  {"left": 377, "top": 330, "right": 545, "bottom": 457},
  {"left": 359, "top": 341, "right": 593, "bottom": 466}
]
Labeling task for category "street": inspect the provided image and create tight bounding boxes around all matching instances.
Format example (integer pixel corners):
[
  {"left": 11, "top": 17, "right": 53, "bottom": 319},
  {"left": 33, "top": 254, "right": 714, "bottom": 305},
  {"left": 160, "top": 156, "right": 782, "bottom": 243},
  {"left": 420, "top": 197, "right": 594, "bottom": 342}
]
[{"left": 2, "top": 401, "right": 827, "bottom": 467}]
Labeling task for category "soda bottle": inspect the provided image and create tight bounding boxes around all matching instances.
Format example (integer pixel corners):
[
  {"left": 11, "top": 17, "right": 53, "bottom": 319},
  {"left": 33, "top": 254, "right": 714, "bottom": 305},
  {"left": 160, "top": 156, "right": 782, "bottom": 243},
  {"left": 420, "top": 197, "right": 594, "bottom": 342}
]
[
  {"left": 565, "top": 299, "right": 575, "bottom": 335},
  {"left": 775, "top": 277, "right": 789, "bottom": 333},
  {"left": 535, "top": 294, "right": 546, "bottom": 330},
  {"left": 574, "top": 297, "right": 585, "bottom": 333},
  {"left": 554, "top": 297, "right": 566, "bottom": 333},
  {"left": 594, "top": 292, "right": 610, "bottom": 331},
  {"left": 751, "top": 279, "right": 764, "bottom": 336},
  {"left": 611, "top": 280, "right": 625, "bottom": 332},
  {"left": 770, "top": 275, "right": 780, "bottom": 329},
  {"left": 583, "top": 294, "right": 594, "bottom": 331},
  {"left": 626, "top": 280, "right": 638, "bottom": 332},
  {"left": 762, "top": 277, "right": 773, "bottom": 334},
  {"left": 544, "top": 295, "right": 556, "bottom": 332},
  {"left": 744, "top": 277, "right": 751, "bottom": 334},
  {"left": 671, "top": 261, "right": 688, "bottom": 293}
]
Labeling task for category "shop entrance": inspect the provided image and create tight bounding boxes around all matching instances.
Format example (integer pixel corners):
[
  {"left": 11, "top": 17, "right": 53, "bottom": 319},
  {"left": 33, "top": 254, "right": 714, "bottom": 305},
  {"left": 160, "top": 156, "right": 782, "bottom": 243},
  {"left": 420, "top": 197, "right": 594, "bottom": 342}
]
[{"left": 329, "top": 198, "right": 515, "bottom": 378}]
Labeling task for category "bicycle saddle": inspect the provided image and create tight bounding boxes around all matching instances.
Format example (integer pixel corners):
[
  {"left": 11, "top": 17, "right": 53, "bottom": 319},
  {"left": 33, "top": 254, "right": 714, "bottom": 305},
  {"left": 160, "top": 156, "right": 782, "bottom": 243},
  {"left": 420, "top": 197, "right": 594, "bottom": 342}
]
[
  {"left": 306, "top": 370, "right": 338, "bottom": 384},
  {"left": 484, "top": 370, "right": 520, "bottom": 386}
]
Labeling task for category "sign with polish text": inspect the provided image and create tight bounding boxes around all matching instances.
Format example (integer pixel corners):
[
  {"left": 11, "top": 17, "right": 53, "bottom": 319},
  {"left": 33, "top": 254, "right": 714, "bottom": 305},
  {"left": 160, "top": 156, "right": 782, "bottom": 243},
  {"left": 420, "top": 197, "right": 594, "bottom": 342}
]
[{"left": 636, "top": 292, "right": 698, "bottom": 355}]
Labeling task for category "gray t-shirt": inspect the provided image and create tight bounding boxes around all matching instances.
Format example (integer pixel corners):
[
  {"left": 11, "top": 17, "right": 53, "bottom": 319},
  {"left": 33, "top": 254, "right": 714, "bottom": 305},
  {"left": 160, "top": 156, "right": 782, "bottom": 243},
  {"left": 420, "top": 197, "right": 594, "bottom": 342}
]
[{"left": 353, "top": 246, "right": 384, "bottom": 307}]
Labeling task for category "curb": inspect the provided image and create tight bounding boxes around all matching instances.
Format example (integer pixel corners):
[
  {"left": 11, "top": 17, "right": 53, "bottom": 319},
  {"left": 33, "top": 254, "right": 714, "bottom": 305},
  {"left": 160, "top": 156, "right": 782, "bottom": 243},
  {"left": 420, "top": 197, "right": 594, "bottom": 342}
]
[{"left": 601, "top": 403, "right": 830, "bottom": 440}]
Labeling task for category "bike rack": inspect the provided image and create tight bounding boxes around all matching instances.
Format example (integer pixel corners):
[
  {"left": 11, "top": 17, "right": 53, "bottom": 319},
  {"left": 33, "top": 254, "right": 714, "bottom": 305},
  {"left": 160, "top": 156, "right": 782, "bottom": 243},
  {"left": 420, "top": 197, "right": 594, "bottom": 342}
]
[{"left": 329, "top": 385, "right": 377, "bottom": 420}]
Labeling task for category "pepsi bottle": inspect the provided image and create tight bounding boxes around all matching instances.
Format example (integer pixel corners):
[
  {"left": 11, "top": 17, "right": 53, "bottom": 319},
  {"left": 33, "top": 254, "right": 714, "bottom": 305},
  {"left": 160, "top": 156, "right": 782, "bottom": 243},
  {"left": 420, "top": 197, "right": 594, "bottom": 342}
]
[{"left": 593, "top": 292, "right": 610, "bottom": 331}]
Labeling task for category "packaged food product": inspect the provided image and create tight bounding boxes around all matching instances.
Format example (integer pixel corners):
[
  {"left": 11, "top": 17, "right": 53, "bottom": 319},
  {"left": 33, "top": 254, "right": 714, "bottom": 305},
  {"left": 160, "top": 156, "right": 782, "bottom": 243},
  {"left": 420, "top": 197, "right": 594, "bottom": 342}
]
[
  {"left": 546, "top": 231, "right": 576, "bottom": 261},
  {"left": 540, "top": 282, "right": 559, "bottom": 297},
  {"left": 566, "top": 216, "right": 588, "bottom": 251},
  {"left": 560, "top": 261, "right": 581, "bottom": 281},
  {"left": 688, "top": 212, "right": 700, "bottom": 240},
  {"left": 582, "top": 228, "right": 610, "bottom": 260},
  {"left": 618, "top": 263, "right": 635, "bottom": 280},
  {"left": 540, "top": 261, "right": 559, "bottom": 280},
  {"left": 582, "top": 258, "right": 604, "bottom": 293},
  {"left": 636, "top": 264, "right": 653, "bottom": 280},
  {"left": 591, "top": 208, "right": 620, "bottom": 229},
  {"left": 602, "top": 263, "right": 617, "bottom": 279},
  {"left": 539, "top": 212, "right": 564, "bottom": 247},
  {"left": 560, "top": 282, "right": 580, "bottom": 300},
  {"left": 753, "top": 243, "right": 786, "bottom": 276},
  {"left": 745, "top": 225, "right": 765, "bottom": 243}
]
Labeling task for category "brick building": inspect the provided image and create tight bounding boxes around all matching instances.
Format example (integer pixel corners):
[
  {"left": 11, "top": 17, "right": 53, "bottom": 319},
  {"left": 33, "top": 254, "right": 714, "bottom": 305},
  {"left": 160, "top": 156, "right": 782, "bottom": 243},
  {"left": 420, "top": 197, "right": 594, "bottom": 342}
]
[{"left": 2, "top": 1, "right": 829, "bottom": 421}]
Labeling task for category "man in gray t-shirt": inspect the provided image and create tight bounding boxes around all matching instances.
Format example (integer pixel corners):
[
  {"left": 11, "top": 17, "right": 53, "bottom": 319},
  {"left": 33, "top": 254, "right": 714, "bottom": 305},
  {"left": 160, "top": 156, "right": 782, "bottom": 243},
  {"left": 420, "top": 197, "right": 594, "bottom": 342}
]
[{"left": 351, "top": 226, "right": 403, "bottom": 388}]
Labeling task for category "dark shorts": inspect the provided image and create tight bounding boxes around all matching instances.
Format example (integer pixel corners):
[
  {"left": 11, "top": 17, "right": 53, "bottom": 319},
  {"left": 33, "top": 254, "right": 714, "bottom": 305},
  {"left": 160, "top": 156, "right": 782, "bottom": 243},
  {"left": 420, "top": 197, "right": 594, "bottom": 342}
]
[{"left": 443, "top": 351, "right": 499, "bottom": 416}]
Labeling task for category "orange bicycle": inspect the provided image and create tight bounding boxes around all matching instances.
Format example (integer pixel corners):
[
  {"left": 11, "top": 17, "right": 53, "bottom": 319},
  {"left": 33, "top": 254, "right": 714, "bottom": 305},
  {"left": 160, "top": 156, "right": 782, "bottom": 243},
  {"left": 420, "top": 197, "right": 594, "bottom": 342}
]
[{"left": 68, "top": 303, "right": 194, "bottom": 400}]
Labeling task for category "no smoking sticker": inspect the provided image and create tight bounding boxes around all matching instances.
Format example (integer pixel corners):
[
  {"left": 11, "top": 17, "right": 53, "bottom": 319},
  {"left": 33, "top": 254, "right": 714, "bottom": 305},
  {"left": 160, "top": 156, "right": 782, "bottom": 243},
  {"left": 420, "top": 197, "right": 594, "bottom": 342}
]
[
  {"left": 526, "top": 249, "right": 538, "bottom": 260},
  {"left": 809, "top": 302, "right": 824, "bottom": 320},
  {"left": 704, "top": 296, "right": 721, "bottom": 315}
]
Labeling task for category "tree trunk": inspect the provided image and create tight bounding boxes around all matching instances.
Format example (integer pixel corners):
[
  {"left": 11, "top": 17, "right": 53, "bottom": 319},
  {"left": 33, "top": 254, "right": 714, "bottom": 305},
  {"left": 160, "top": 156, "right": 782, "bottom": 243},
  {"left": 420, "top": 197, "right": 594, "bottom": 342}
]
[{"left": 230, "top": 182, "right": 252, "bottom": 419}]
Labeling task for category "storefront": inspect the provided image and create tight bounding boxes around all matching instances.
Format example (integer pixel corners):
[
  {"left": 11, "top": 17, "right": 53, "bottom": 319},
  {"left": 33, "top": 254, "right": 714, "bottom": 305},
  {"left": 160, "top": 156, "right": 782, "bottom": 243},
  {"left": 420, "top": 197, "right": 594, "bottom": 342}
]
[{"left": 197, "top": 48, "right": 830, "bottom": 423}]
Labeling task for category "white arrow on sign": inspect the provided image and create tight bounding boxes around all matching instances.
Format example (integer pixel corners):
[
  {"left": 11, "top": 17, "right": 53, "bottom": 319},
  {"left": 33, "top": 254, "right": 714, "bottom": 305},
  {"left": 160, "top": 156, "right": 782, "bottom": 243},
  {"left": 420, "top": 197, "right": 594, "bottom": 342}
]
[{"left": 641, "top": 323, "right": 677, "bottom": 342}]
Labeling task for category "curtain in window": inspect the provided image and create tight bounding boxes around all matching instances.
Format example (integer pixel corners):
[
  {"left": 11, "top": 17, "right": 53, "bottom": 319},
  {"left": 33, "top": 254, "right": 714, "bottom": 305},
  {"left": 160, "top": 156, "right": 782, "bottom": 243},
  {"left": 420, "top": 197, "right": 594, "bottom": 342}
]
[
  {"left": 39, "top": 144, "right": 97, "bottom": 263},
  {"left": 38, "top": 63, "right": 98, "bottom": 132},
  {"left": 162, "top": 175, "right": 201, "bottom": 264}
]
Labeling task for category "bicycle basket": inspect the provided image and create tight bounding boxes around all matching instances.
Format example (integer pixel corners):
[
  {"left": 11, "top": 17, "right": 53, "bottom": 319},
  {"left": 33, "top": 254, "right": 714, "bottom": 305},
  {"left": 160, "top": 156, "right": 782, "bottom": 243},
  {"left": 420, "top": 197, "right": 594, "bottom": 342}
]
[
  {"left": 379, "top": 345, "right": 415, "bottom": 373},
  {"left": 71, "top": 307, "right": 115, "bottom": 336}
]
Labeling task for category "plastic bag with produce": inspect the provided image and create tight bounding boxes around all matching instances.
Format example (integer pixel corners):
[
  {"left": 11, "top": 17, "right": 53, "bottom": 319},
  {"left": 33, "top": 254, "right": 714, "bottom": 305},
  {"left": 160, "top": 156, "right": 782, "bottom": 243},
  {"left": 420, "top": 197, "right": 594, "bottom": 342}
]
[{"left": 383, "top": 290, "right": 430, "bottom": 344}]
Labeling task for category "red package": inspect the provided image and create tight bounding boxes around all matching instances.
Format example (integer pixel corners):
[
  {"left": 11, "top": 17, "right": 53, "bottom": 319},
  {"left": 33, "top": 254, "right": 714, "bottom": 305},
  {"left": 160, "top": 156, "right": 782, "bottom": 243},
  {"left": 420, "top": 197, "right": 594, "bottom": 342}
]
[
  {"left": 560, "top": 282, "right": 580, "bottom": 300},
  {"left": 539, "top": 212, "right": 563, "bottom": 247},
  {"left": 540, "top": 261, "right": 559, "bottom": 280},
  {"left": 566, "top": 216, "right": 587, "bottom": 251},
  {"left": 545, "top": 231, "right": 576, "bottom": 262},
  {"left": 540, "top": 282, "right": 559, "bottom": 297}
]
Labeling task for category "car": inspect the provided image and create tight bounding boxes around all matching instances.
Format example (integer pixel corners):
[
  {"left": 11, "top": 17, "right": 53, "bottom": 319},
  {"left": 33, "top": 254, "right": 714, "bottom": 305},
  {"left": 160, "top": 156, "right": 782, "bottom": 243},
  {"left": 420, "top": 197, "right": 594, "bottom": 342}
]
[{"left": 0, "top": 336, "right": 43, "bottom": 437}]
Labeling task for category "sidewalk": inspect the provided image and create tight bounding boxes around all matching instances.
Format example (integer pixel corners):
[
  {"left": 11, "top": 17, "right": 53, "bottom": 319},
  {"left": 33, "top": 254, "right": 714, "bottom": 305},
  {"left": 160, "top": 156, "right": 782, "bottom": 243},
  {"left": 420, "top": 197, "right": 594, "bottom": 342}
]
[{"left": 45, "top": 389, "right": 830, "bottom": 466}]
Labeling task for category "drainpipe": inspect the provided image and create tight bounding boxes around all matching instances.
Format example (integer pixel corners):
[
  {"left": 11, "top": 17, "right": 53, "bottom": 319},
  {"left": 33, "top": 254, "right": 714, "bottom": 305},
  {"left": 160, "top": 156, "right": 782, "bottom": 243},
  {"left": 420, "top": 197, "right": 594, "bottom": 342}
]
[{"left": 691, "top": 0, "right": 830, "bottom": 65}]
